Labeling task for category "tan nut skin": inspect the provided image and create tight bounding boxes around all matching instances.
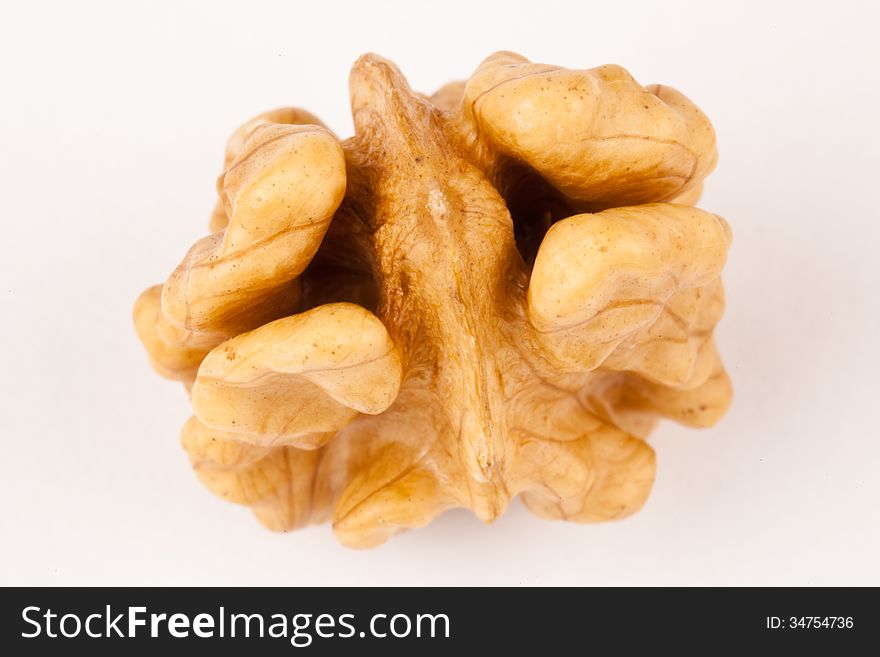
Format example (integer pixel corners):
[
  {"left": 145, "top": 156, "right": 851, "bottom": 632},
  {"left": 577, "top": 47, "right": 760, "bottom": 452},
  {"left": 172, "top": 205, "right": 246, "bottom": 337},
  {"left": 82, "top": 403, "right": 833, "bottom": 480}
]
[{"left": 135, "top": 52, "right": 732, "bottom": 548}]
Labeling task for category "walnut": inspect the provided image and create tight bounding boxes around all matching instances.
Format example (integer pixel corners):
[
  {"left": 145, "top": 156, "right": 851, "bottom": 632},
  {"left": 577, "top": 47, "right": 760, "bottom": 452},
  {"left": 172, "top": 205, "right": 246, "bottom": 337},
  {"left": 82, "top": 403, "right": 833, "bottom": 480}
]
[{"left": 134, "top": 51, "right": 732, "bottom": 548}]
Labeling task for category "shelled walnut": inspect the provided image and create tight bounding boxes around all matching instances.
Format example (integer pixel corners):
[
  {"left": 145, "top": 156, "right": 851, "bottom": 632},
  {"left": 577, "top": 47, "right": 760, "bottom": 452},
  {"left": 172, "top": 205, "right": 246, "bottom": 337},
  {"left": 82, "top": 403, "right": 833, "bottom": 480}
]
[{"left": 134, "top": 52, "right": 732, "bottom": 548}]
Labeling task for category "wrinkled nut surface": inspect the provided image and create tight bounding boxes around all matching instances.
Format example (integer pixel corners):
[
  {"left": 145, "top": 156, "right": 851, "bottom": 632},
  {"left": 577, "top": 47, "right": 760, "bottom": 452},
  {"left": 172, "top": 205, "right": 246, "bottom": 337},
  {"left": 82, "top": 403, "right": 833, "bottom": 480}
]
[{"left": 134, "top": 51, "right": 732, "bottom": 548}]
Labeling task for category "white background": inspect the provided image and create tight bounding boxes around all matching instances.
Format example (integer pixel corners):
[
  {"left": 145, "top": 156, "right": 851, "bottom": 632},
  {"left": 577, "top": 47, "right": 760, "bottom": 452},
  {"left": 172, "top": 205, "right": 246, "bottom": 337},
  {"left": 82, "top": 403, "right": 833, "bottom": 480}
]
[{"left": 2, "top": 0, "right": 878, "bottom": 586}]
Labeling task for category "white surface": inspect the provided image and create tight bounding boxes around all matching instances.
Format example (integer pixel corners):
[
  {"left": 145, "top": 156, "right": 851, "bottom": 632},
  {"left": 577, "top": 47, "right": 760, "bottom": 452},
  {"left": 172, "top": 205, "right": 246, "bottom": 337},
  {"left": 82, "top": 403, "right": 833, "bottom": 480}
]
[{"left": 2, "top": 0, "right": 878, "bottom": 586}]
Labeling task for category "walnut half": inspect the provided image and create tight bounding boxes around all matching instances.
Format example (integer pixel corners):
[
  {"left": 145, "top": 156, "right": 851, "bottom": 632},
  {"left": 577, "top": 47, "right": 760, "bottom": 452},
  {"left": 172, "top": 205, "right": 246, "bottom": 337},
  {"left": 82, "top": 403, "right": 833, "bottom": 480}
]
[{"left": 134, "top": 52, "right": 732, "bottom": 548}]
